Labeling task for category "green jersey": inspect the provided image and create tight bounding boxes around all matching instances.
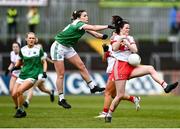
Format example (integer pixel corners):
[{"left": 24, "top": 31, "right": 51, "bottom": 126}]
[
  {"left": 55, "top": 20, "right": 86, "bottom": 47},
  {"left": 19, "top": 45, "right": 44, "bottom": 80}
]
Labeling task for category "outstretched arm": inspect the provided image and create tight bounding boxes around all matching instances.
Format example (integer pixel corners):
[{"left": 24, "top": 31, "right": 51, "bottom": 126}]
[
  {"left": 86, "top": 30, "right": 108, "bottom": 39},
  {"left": 83, "top": 24, "right": 115, "bottom": 31}
]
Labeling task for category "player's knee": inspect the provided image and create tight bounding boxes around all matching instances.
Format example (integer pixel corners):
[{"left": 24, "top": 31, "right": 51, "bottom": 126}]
[
  {"left": 111, "top": 92, "right": 116, "bottom": 98},
  {"left": 105, "top": 86, "right": 116, "bottom": 98},
  {"left": 116, "top": 94, "right": 124, "bottom": 100},
  {"left": 57, "top": 74, "right": 64, "bottom": 79},
  {"left": 11, "top": 91, "right": 16, "bottom": 98},
  {"left": 15, "top": 90, "right": 23, "bottom": 97},
  {"left": 38, "top": 86, "right": 45, "bottom": 92},
  {"left": 104, "top": 90, "right": 111, "bottom": 97}
]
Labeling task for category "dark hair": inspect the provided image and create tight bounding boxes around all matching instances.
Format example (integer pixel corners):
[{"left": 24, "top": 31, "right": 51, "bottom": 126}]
[
  {"left": 112, "top": 15, "right": 124, "bottom": 34},
  {"left": 71, "top": 10, "right": 86, "bottom": 20},
  {"left": 112, "top": 15, "right": 123, "bottom": 26},
  {"left": 12, "top": 42, "right": 21, "bottom": 48},
  {"left": 115, "top": 19, "right": 129, "bottom": 34}
]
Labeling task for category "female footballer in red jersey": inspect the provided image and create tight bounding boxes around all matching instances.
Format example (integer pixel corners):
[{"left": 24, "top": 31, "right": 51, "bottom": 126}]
[
  {"left": 5, "top": 42, "right": 21, "bottom": 109},
  {"left": 105, "top": 19, "right": 179, "bottom": 123},
  {"left": 95, "top": 16, "right": 141, "bottom": 118}
]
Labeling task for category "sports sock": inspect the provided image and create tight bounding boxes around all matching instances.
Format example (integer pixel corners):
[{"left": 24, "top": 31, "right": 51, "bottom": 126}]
[
  {"left": 59, "top": 93, "right": 64, "bottom": 101},
  {"left": 161, "top": 81, "right": 167, "bottom": 89},
  {"left": 87, "top": 80, "right": 96, "bottom": 89},
  {"left": 107, "top": 109, "right": 113, "bottom": 117},
  {"left": 25, "top": 99, "right": 30, "bottom": 104},
  {"left": 103, "top": 108, "right": 109, "bottom": 113},
  {"left": 129, "top": 96, "right": 135, "bottom": 103}
]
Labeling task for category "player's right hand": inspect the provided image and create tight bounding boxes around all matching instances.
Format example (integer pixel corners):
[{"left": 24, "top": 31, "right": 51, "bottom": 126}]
[{"left": 108, "top": 25, "right": 116, "bottom": 29}]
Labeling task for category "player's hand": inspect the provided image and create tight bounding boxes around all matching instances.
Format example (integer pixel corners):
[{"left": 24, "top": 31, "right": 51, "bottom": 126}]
[
  {"left": 108, "top": 25, "right": 116, "bottom": 29},
  {"left": 102, "top": 34, "right": 108, "bottom": 40},
  {"left": 102, "top": 44, "right": 109, "bottom": 52},
  {"left": 4, "top": 69, "right": 10, "bottom": 76},
  {"left": 42, "top": 72, "right": 47, "bottom": 78},
  {"left": 123, "top": 39, "right": 130, "bottom": 45}
]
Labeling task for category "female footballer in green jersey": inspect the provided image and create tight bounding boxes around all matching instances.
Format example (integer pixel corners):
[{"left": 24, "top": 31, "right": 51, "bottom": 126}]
[
  {"left": 12, "top": 32, "right": 47, "bottom": 118},
  {"left": 50, "top": 10, "right": 114, "bottom": 109},
  {"left": 23, "top": 42, "right": 54, "bottom": 108}
]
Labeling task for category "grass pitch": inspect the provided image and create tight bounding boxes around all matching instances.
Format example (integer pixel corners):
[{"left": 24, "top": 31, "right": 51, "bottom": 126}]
[{"left": 0, "top": 95, "right": 180, "bottom": 128}]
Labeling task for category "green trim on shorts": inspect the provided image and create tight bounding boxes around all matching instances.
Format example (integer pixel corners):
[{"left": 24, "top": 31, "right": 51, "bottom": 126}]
[{"left": 54, "top": 42, "right": 59, "bottom": 60}]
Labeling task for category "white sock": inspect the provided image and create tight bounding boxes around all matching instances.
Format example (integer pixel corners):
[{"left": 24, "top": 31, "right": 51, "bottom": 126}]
[
  {"left": 102, "top": 111, "right": 107, "bottom": 115},
  {"left": 107, "top": 112, "right": 112, "bottom": 117},
  {"left": 161, "top": 81, "right": 167, "bottom": 89},
  {"left": 59, "top": 93, "right": 64, "bottom": 101},
  {"left": 25, "top": 99, "right": 30, "bottom": 104},
  {"left": 87, "top": 80, "right": 96, "bottom": 89}
]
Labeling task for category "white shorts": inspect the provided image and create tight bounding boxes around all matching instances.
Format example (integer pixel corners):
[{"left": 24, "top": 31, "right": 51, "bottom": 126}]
[
  {"left": 16, "top": 78, "right": 36, "bottom": 84},
  {"left": 50, "top": 41, "right": 77, "bottom": 61},
  {"left": 11, "top": 70, "right": 20, "bottom": 78}
]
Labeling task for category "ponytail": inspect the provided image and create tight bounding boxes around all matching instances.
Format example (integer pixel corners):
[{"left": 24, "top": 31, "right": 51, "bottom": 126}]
[{"left": 114, "top": 19, "right": 129, "bottom": 34}]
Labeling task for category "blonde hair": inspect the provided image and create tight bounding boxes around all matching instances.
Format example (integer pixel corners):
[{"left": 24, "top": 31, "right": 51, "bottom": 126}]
[{"left": 25, "top": 32, "right": 36, "bottom": 38}]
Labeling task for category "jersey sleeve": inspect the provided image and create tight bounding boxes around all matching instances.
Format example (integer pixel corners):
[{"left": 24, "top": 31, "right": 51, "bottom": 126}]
[
  {"left": 128, "top": 36, "right": 135, "bottom": 44},
  {"left": 111, "top": 35, "right": 121, "bottom": 44},
  {"left": 76, "top": 21, "right": 86, "bottom": 30},
  {"left": 10, "top": 51, "right": 13, "bottom": 62},
  {"left": 41, "top": 52, "right": 47, "bottom": 60},
  {"left": 40, "top": 48, "right": 45, "bottom": 60}
]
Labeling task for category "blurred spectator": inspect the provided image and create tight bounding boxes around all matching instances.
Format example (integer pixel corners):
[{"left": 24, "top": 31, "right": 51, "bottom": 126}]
[
  {"left": 0, "top": 17, "right": 2, "bottom": 33},
  {"left": 176, "top": 8, "right": 180, "bottom": 33},
  {"left": 6, "top": 8, "right": 18, "bottom": 37},
  {"left": 27, "top": 7, "right": 40, "bottom": 33},
  {"left": 169, "top": 6, "right": 178, "bottom": 35}
]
